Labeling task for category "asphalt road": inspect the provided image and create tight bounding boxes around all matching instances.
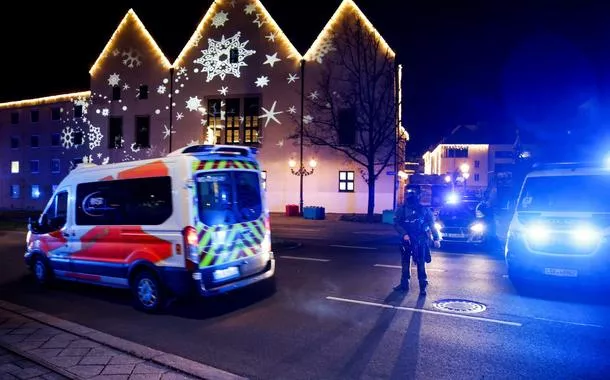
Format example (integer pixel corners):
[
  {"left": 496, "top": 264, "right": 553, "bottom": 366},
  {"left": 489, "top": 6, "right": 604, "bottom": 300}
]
[{"left": 1, "top": 220, "right": 609, "bottom": 380}]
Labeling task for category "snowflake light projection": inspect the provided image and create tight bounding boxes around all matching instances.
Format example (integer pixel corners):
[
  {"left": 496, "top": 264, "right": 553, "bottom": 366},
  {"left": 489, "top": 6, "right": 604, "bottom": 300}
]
[
  {"left": 212, "top": 10, "right": 229, "bottom": 28},
  {"left": 73, "top": 98, "right": 89, "bottom": 115},
  {"left": 108, "top": 73, "right": 121, "bottom": 86},
  {"left": 61, "top": 126, "right": 74, "bottom": 148},
  {"left": 88, "top": 125, "right": 103, "bottom": 150},
  {"left": 310, "top": 38, "right": 336, "bottom": 64},
  {"left": 122, "top": 48, "right": 142, "bottom": 68},
  {"left": 193, "top": 32, "right": 255, "bottom": 82},
  {"left": 186, "top": 96, "right": 202, "bottom": 112}
]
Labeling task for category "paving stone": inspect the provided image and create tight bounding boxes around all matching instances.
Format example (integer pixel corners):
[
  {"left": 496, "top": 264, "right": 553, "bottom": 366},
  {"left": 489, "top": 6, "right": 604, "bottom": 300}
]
[
  {"left": 39, "top": 340, "right": 70, "bottom": 350},
  {"left": 27, "top": 349, "right": 61, "bottom": 359},
  {"left": 0, "top": 335, "right": 26, "bottom": 344},
  {"left": 88, "top": 348, "right": 121, "bottom": 357},
  {"left": 79, "top": 356, "right": 111, "bottom": 366},
  {"left": 0, "top": 373, "right": 18, "bottom": 380},
  {"left": 13, "top": 341, "right": 46, "bottom": 352},
  {"left": 67, "top": 340, "right": 100, "bottom": 349},
  {"left": 66, "top": 365, "right": 103, "bottom": 378},
  {"left": 101, "top": 365, "right": 135, "bottom": 376},
  {"left": 46, "top": 357, "right": 80, "bottom": 369},
  {"left": 12, "top": 366, "right": 49, "bottom": 379},
  {"left": 40, "top": 373, "right": 67, "bottom": 380},
  {"left": 108, "top": 356, "right": 143, "bottom": 366},
  {"left": 0, "top": 363, "right": 22, "bottom": 374},
  {"left": 0, "top": 354, "right": 20, "bottom": 365},
  {"left": 9, "top": 329, "right": 38, "bottom": 336},
  {"left": 58, "top": 348, "right": 90, "bottom": 357},
  {"left": 129, "top": 374, "right": 161, "bottom": 380},
  {"left": 90, "top": 375, "right": 129, "bottom": 380},
  {"left": 132, "top": 363, "right": 166, "bottom": 375},
  {"left": 160, "top": 373, "right": 192, "bottom": 380}
]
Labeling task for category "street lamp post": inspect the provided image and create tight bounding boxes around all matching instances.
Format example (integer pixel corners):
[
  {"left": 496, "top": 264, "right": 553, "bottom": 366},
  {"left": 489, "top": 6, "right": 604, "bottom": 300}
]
[{"left": 289, "top": 158, "right": 317, "bottom": 214}]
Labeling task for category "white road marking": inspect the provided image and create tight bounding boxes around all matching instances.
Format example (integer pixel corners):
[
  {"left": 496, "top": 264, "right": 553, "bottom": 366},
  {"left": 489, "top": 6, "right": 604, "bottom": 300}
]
[
  {"left": 373, "top": 264, "right": 446, "bottom": 272},
  {"left": 533, "top": 317, "right": 603, "bottom": 328},
  {"left": 330, "top": 244, "right": 377, "bottom": 250},
  {"left": 279, "top": 255, "right": 330, "bottom": 262},
  {"left": 326, "top": 296, "right": 522, "bottom": 327}
]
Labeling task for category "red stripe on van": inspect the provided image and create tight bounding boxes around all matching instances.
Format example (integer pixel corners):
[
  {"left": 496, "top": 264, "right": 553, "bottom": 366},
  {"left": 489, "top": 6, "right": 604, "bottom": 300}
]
[{"left": 118, "top": 160, "right": 169, "bottom": 180}]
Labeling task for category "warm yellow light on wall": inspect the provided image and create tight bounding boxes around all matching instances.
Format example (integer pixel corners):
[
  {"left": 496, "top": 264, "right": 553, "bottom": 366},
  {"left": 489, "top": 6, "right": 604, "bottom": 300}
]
[
  {"left": 173, "top": 0, "right": 302, "bottom": 68},
  {"left": 304, "top": 0, "right": 395, "bottom": 62},
  {"left": 0, "top": 91, "right": 91, "bottom": 110},
  {"left": 89, "top": 9, "right": 172, "bottom": 77}
]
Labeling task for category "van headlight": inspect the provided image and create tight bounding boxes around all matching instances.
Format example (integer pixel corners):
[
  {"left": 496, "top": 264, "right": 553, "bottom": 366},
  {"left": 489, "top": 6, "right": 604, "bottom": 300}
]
[
  {"left": 526, "top": 224, "right": 551, "bottom": 243},
  {"left": 572, "top": 225, "right": 601, "bottom": 246},
  {"left": 470, "top": 222, "right": 485, "bottom": 233}
]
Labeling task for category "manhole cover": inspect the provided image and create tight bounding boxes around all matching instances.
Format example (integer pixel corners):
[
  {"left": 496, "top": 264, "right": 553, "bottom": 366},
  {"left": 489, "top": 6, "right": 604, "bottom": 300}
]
[{"left": 432, "top": 299, "right": 487, "bottom": 314}]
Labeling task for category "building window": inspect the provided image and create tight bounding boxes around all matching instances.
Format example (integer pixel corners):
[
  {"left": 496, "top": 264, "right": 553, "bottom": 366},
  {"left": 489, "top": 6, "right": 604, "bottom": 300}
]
[
  {"left": 261, "top": 171, "right": 267, "bottom": 190},
  {"left": 474, "top": 160, "right": 480, "bottom": 168},
  {"left": 135, "top": 115, "right": 150, "bottom": 148},
  {"left": 338, "top": 108, "right": 356, "bottom": 145},
  {"left": 51, "top": 107, "right": 61, "bottom": 120},
  {"left": 51, "top": 159, "right": 60, "bottom": 174},
  {"left": 138, "top": 85, "right": 148, "bottom": 100},
  {"left": 244, "top": 97, "right": 260, "bottom": 144},
  {"left": 112, "top": 85, "right": 121, "bottom": 101},
  {"left": 225, "top": 98, "right": 240, "bottom": 144},
  {"left": 474, "top": 173, "right": 480, "bottom": 182},
  {"left": 73, "top": 130, "right": 84, "bottom": 146},
  {"left": 74, "top": 105, "right": 83, "bottom": 118},
  {"left": 207, "top": 99, "right": 223, "bottom": 144},
  {"left": 444, "top": 147, "right": 468, "bottom": 158},
  {"left": 30, "top": 135, "right": 40, "bottom": 148},
  {"left": 31, "top": 185, "right": 41, "bottom": 199},
  {"left": 229, "top": 48, "right": 239, "bottom": 63},
  {"left": 11, "top": 161, "right": 19, "bottom": 174},
  {"left": 10, "top": 185, "right": 20, "bottom": 199},
  {"left": 51, "top": 133, "right": 61, "bottom": 147},
  {"left": 11, "top": 112, "right": 19, "bottom": 124},
  {"left": 339, "top": 171, "right": 355, "bottom": 192},
  {"left": 31, "top": 110, "right": 39, "bottom": 123},
  {"left": 10, "top": 136, "right": 19, "bottom": 149},
  {"left": 30, "top": 160, "right": 39, "bottom": 174},
  {"left": 108, "top": 116, "right": 123, "bottom": 149}
]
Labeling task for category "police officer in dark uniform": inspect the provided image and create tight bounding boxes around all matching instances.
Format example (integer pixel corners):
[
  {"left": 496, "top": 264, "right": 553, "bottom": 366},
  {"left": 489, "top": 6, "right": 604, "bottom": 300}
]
[{"left": 394, "top": 187, "right": 441, "bottom": 295}]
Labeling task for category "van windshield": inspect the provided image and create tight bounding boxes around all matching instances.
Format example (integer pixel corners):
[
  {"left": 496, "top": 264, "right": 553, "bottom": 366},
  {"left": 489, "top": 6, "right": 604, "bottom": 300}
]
[
  {"left": 518, "top": 174, "right": 610, "bottom": 212},
  {"left": 196, "top": 171, "right": 262, "bottom": 225}
]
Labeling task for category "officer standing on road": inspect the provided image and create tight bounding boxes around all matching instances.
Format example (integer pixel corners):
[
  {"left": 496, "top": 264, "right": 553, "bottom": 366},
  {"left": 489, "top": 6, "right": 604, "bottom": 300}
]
[{"left": 394, "top": 187, "right": 441, "bottom": 295}]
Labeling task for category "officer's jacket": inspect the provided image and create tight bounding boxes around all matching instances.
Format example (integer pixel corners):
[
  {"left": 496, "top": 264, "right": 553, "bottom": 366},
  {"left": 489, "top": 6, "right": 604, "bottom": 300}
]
[{"left": 394, "top": 203, "right": 440, "bottom": 242}]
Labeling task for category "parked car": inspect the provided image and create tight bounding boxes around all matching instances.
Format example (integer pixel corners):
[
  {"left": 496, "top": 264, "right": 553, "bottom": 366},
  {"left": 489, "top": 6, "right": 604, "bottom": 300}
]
[{"left": 434, "top": 197, "right": 497, "bottom": 250}]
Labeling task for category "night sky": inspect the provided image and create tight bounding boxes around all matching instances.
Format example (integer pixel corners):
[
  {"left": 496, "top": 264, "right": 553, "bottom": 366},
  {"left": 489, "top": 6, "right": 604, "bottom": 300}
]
[{"left": 1, "top": 0, "right": 610, "bottom": 155}]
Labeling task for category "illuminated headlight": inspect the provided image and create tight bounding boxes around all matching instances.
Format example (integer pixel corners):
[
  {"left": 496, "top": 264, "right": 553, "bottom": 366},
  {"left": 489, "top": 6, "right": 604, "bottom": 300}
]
[
  {"left": 434, "top": 223, "right": 442, "bottom": 231},
  {"left": 470, "top": 222, "right": 485, "bottom": 233},
  {"left": 446, "top": 193, "right": 459, "bottom": 204},
  {"left": 213, "top": 230, "right": 227, "bottom": 245},
  {"left": 526, "top": 224, "right": 551, "bottom": 243},
  {"left": 572, "top": 225, "right": 601, "bottom": 246}
]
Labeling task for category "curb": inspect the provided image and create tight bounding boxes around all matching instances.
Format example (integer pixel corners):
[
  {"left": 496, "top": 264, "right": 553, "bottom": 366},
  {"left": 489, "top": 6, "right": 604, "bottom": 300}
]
[
  {"left": 0, "top": 300, "right": 246, "bottom": 380},
  {"left": 0, "top": 340, "right": 76, "bottom": 380}
]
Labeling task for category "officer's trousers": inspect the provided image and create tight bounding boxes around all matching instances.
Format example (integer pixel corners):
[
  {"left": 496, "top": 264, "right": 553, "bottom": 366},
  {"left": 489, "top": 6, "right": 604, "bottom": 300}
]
[{"left": 399, "top": 241, "right": 429, "bottom": 286}]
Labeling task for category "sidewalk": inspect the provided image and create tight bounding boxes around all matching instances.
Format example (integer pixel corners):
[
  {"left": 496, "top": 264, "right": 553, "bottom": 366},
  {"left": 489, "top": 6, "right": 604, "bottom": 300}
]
[{"left": 0, "top": 301, "right": 244, "bottom": 380}]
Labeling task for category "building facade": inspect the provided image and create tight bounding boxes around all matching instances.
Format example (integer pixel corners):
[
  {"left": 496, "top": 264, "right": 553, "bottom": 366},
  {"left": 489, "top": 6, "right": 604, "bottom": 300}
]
[{"left": 0, "top": 0, "right": 405, "bottom": 213}]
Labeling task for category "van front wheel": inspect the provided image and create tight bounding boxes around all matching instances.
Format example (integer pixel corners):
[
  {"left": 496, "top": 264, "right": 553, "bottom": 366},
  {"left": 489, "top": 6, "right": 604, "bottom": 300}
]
[{"left": 131, "top": 270, "right": 165, "bottom": 313}]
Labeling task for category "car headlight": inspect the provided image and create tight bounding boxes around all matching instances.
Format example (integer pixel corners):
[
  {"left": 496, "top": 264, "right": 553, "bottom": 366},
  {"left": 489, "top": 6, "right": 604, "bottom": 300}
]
[
  {"left": 572, "top": 225, "right": 601, "bottom": 246},
  {"left": 526, "top": 224, "right": 551, "bottom": 243},
  {"left": 434, "top": 222, "right": 442, "bottom": 231},
  {"left": 470, "top": 222, "right": 485, "bottom": 233}
]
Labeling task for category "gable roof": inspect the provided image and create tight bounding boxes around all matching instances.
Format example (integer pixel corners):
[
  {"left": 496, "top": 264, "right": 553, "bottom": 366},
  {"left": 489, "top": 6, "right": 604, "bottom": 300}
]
[{"left": 89, "top": 9, "right": 172, "bottom": 76}]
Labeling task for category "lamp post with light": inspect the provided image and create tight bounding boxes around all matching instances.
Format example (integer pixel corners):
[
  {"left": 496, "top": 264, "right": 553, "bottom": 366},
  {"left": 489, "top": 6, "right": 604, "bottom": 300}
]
[{"left": 288, "top": 157, "right": 317, "bottom": 214}]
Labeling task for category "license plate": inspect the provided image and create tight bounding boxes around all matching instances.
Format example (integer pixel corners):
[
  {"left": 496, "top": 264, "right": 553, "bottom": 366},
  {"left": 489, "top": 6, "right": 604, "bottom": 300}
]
[
  {"left": 213, "top": 266, "right": 239, "bottom": 281},
  {"left": 544, "top": 268, "right": 578, "bottom": 277},
  {"left": 444, "top": 233, "right": 464, "bottom": 238}
]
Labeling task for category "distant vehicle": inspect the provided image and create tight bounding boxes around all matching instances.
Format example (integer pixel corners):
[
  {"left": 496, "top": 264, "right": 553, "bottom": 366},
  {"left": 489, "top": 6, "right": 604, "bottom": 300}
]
[
  {"left": 25, "top": 145, "right": 275, "bottom": 312},
  {"left": 505, "top": 161, "right": 610, "bottom": 283},
  {"left": 434, "top": 195, "right": 495, "bottom": 249}
]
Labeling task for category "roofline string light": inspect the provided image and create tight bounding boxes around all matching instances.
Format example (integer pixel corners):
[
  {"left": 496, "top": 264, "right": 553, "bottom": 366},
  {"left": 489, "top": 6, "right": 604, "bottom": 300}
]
[
  {"left": 173, "top": 0, "right": 303, "bottom": 68},
  {"left": 0, "top": 91, "right": 91, "bottom": 110},
  {"left": 89, "top": 9, "right": 172, "bottom": 76},
  {"left": 303, "top": 0, "right": 396, "bottom": 62}
]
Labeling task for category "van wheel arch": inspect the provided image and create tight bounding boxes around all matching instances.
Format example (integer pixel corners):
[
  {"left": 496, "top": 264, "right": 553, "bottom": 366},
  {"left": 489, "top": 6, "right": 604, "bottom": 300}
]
[{"left": 128, "top": 261, "right": 166, "bottom": 313}]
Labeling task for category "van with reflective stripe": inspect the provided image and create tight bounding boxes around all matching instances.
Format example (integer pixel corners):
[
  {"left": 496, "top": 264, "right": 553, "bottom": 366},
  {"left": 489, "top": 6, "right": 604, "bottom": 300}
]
[{"left": 25, "top": 144, "right": 275, "bottom": 312}]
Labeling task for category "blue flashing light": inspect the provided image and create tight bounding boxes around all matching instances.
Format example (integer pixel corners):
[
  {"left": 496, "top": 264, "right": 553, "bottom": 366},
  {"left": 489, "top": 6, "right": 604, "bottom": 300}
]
[{"left": 446, "top": 192, "right": 459, "bottom": 204}]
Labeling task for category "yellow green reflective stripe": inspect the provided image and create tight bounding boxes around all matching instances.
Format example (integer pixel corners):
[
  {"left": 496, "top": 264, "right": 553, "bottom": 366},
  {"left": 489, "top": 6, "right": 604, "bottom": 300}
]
[
  {"left": 217, "top": 160, "right": 227, "bottom": 169},
  {"left": 234, "top": 161, "right": 244, "bottom": 169}
]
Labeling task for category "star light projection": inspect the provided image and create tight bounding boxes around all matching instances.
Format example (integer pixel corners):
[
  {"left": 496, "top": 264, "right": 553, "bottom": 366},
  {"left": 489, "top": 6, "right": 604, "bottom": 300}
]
[{"left": 193, "top": 32, "right": 256, "bottom": 82}]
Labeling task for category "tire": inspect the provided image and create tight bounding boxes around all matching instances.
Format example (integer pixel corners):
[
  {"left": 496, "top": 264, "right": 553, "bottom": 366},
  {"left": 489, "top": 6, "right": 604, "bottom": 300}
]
[
  {"left": 131, "top": 270, "right": 165, "bottom": 313},
  {"left": 31, "top": 256, "right": 52, "bottom": 286}
]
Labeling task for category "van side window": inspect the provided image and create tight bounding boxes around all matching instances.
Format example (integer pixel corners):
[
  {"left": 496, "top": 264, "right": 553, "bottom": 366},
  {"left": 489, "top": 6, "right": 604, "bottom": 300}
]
[
  {"left": 42, "top": 190, "right": 68, "bottom": 230},
  {"left": 75, "top": 177, "right": 173, "bottom": 225}
]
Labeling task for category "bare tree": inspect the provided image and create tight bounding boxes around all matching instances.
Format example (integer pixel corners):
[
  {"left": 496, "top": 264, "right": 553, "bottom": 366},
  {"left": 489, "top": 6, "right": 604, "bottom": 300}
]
[{"left": 300, "top": 18, "right": 397, "bottom": 220}]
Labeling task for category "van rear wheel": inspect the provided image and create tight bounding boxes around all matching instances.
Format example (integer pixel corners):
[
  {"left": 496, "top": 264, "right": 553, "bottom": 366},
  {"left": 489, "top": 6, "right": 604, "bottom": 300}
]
[{"left": 131, "top": 270, "right": 165, "bottom": 313}]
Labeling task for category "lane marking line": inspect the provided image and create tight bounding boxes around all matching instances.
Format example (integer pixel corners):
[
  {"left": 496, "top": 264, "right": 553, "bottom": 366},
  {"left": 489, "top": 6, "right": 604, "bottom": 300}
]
[
  {"left": 533, "top": 317, "right": 603, "bottom": 328},
  {"left": 330, "top": 244, "right": 377, "bottom": 250},
  {"left": 326, "top": 296, "right": 522, "bottom": 327},
  {"left": 279, "top": 255, "right": 330, "bottom": 262},
  {"left": 373, "top": 264, "right": 446, "bottom": 272}
]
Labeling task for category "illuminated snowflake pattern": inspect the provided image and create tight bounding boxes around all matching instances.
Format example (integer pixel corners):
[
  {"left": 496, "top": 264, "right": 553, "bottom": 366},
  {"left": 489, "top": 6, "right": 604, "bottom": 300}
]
[
  {"left": 88, "top": 125, "right": 103, "bottom": 150},
  {"left": 186, "top": 96, "right": 202, "bottom": 112},
  {"left": 61, "top": 126, "right": 74, "bottom": 148},
  {"left": 157, "top": 85, "right": 166, "bottom": 94},
  {"left": 102, "top": 108, "right": 109, "bottom": 117},
  {"left": 212, "top": 10, "right": 229, "bottom": 28},
  {"left": 122, "top": 48, "right": 142, "bottom": 68},
  {"left": 73, "top": 98, "right": 89, "bottom": 115},
  {"left": 244, "top": 3, "right": 256, "bottom": 15},
  {"left": 130, "top": 143, "right": 141, "bottom": 153},
  {"left": 310, "top": 38, "right": 336, "bottom": 64},
  {"left": 108, "top": 73, "right": 121, "bottom": 87},
  {"left": 194, "top": 32, "right": 256, "bottom": 82},
  {"left": 255, "top": 76, "right": 269, "bottom": 88}
]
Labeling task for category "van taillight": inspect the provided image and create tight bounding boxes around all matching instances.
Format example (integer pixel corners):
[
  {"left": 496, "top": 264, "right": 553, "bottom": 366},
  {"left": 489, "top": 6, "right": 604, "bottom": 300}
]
[{"left": 182, "top": 226, "right": 200, "bottom": 267}]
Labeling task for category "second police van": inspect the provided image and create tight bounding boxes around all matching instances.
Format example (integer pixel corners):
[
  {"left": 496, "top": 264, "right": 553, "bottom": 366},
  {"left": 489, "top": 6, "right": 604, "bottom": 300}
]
[{"left": 25, "top": 145, "right": 275, "bottom": 312}]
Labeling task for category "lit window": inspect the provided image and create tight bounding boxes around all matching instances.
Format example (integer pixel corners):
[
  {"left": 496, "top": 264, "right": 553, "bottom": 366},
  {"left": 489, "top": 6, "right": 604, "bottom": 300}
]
[
  {"left": 10, "top": 185, "right": 20, "bottom": 199},
  {"left": 31, "top": 185, "right": 41, "bottom": 199},
  {"left": 339, "top": 171, "right": 355, "bottom": 192},
  {"left": 11, "top": 161, "right": 19, "bottom": 174},
  {"left": 51, "top": 159, "right": 60, "bottom": 173},
  {"left": 261, "top": 171, "right": 267, "bottom": 190}
]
